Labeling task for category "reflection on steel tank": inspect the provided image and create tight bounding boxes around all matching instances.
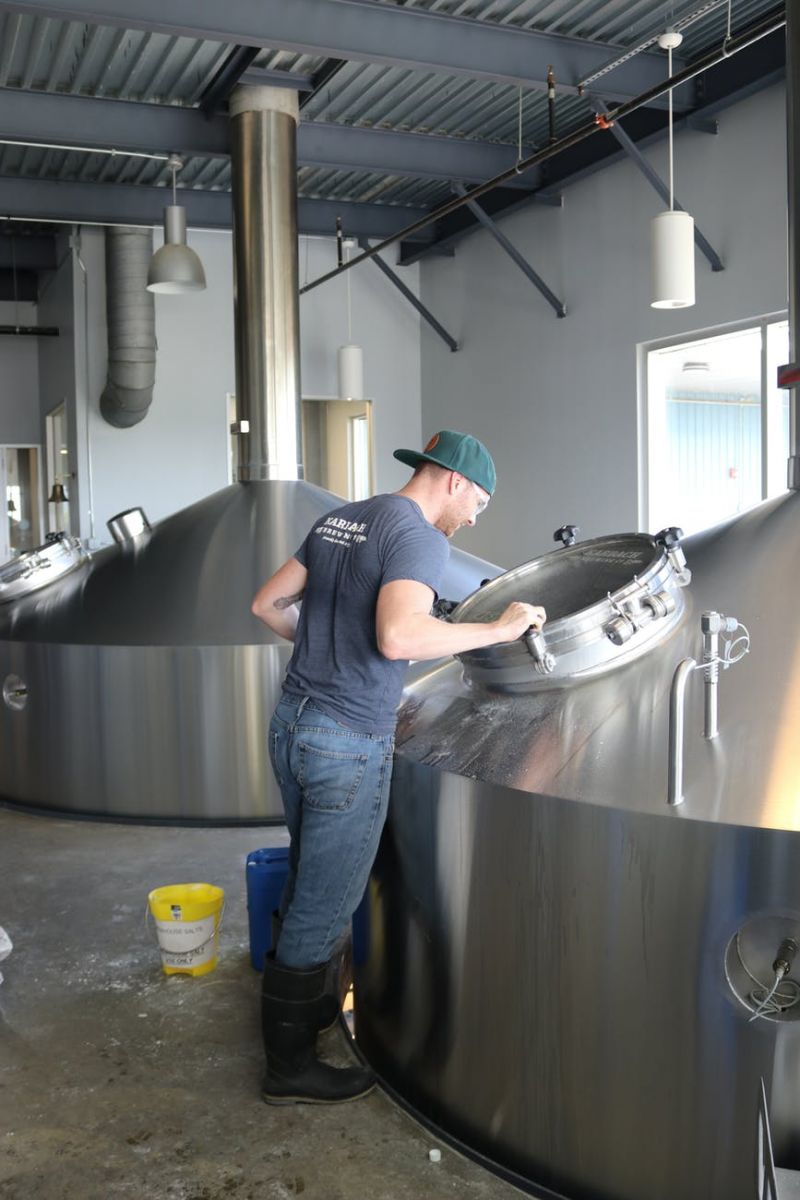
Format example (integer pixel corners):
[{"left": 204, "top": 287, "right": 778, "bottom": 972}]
[
  {"left": 0, "top": 490, "right": 498, "bottom": 822},
  {"left": 0, "top": 81, "right": 499, "bottom": 824},
  {"left": 353, "top": 499, "right": 800, "bottom": 1200}
]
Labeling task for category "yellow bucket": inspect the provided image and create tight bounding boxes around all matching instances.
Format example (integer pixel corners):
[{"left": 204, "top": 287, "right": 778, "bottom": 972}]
[{"left": 147, "top": 883, "right": 225, "bottom": 977}]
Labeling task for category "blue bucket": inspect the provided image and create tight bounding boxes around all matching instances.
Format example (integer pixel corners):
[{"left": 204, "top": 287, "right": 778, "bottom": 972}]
[
  {"left": 246, "top": 845, "right": 370, "bottom": 972},
  {"left": 245, "top": 847, "right": 289, "bottom": 971}
]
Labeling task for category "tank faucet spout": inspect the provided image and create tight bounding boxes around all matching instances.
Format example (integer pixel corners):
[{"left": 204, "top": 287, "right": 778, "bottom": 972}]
[
  {"left": 668, "top": 656, "right": 696, "bottom": 805},
  {"left": 667, "top": 610, "right": 750, "bottom": 806}
]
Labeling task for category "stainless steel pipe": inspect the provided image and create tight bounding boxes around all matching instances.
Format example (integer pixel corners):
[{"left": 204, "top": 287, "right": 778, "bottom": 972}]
[
  {"left": 230, "top": 88, "right": 303, "bottom": 482},
  {"left": 668, "top": 655, "right": 696, "bottom": 805},
  {"left": 787, "top": 5, "right": 800, "bottom": 488}
]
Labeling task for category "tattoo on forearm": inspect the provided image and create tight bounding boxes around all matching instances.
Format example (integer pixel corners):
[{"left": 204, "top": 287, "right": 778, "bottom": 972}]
[{"left": 274, "top": 591, "right": 304, "bottom": 610}]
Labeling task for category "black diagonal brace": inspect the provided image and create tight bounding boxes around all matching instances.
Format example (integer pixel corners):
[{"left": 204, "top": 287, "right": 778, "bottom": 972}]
[
  {"left": 358, "top": 238, "right": 458, "bottom": 352},
  {"left": 452, "top": 184, "right": 567, "bottom": 318}
]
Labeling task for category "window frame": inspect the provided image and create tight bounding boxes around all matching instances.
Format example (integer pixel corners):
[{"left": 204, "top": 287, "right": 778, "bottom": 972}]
[{"left": 637, "top": 311, "right": 789, "bottom": 533}]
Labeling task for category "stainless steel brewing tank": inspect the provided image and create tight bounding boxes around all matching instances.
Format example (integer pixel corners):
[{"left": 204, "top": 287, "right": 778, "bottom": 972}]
[
  {"left": 0, "top": 481, "right": 499, "bottom": 821},
  {"left": 354, "top": 491, "right": 800, "bottom": 1200}
]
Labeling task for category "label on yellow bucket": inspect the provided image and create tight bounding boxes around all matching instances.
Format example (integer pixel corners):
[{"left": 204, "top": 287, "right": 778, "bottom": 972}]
[{"left": 154, "top": 914, "right": 216, "bottom": 969}]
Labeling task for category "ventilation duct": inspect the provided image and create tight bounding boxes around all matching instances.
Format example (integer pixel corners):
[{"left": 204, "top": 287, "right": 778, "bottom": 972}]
[{"left": 100, "top": 227, "right": 157, "bottom": 428}]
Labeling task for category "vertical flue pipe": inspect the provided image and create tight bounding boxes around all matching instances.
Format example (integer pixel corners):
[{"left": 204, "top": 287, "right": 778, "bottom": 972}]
[
  {"left": 229, "top": 86, "right": 303, "bottom": 482},
  {"left": 786, "top": 7, "right": 800, "bottom": 489}
]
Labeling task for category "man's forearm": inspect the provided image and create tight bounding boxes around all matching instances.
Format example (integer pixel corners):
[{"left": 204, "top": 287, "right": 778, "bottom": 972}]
[
  {"left": 251, "top": 558, "right": 308, "bottom": 641},
  {"left": 379, "top": 611, "right": 510, "bottom": 662},
  {"left": 376, "top": 590, "right": 545, "bottom": 663},
  {"left": 252, "top": 589, "right": 304, "bottom": 641}
]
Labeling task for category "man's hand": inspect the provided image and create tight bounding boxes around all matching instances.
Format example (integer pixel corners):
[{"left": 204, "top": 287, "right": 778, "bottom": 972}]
[{"left": 492, "top": 601, "right": 547, "bottom": 643}]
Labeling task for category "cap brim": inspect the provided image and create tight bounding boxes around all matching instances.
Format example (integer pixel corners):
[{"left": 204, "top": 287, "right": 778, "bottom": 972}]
[{"left": 393, "top": 448, "right": 433, "bottom": 470}]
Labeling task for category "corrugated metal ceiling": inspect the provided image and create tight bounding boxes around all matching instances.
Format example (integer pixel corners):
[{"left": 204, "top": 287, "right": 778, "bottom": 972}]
[{"left": 0, "top": 0, "right": 786, "bottom": 212}]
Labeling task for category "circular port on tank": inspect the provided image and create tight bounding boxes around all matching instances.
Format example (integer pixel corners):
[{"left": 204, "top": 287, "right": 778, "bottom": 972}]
[
  {"left": 3, "top": 674, "right": 28, "bottom": 712},
  {"left": 453, "top": 533, "right": 691, "bottom": 691},
  {"left": 725, "top": 914, "right": 800, "bottom": 1023}
]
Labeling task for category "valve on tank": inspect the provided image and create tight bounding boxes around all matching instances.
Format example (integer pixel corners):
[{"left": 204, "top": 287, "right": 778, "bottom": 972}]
[
  {"left": 524, "top": 629, "right": 556, "bottom": 674},
  {"left": 668, "top": 610, "right": 751, "bottom": 805},
  {"left": 656, "top": 526, "right": 692, "bottom": 586},
  {"left": 604, "top": 588, "right": 678, "bottom": 646},
  {"left": 432, "top": 597, "right": 459, "bottom": 620},
  {"left": 725, "top": 918, "right": 800, "bottom": 1024},
  {"left": 553, "top": 524, "right": 579, "bottom": 548}
]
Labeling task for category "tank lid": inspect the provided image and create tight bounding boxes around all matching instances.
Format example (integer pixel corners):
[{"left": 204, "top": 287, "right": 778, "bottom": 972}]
[
  {"left": 0, "top": 534, "right": 89, "bottom": 606},
  {"left": 453, "top": 531, "right": 691, "bottom": 692}
]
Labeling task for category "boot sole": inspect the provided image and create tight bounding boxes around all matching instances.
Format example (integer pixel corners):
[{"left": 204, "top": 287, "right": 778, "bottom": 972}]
[{"left": 261, "top": 1081, "right": 376, "bottom": 1106}]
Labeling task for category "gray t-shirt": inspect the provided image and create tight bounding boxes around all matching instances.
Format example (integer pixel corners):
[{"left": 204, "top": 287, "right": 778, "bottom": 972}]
[{"left": 284, "top": 494, "right": 449, "bottom": 734}]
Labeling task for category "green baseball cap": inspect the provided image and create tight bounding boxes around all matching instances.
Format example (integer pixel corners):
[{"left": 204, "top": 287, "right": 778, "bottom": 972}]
[{"left": 393, "top": 429, "right": 496, "bottom": 496}]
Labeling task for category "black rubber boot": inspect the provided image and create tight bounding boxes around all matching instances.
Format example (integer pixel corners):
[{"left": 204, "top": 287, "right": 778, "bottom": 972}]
[
  {"left": 261, "top": 954, "right": 374, "bottom": 1105},
  {"left": 270, "top": 911, "right": 340, "bottom": 1033}
]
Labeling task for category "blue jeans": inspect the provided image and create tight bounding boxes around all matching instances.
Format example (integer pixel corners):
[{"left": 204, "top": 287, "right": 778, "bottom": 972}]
[{"left": 268, "top": 693, "right": 395, "bottom": 969}]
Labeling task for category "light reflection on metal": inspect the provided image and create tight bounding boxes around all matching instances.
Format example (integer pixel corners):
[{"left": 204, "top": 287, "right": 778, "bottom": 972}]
[{"left": 357, "top": 491, "right": 800, "bottom": 1200}]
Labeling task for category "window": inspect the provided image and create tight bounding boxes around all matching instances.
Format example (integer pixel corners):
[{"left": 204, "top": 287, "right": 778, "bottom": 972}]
[{"left": 642, "top": 318, "right": 790, "bottom": 536}]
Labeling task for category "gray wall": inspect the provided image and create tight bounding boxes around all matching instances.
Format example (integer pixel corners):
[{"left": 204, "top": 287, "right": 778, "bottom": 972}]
[
  {"left": 2, "top": 227, "right": 422, "bottom": 546},
  {"left": 75, "top": 225, "right": 234, "bottom": 543},
  {"left": 419, "top": 83, "right": 789, "bottom": 569},
  {"left": 0, "top": 301, "right": 41, "bottom": 446},
  {"left": 68, "top": 228, "right": 422, "bottom": 543},
  {"left": 299, "top": 237, "right": 423, "bottom": 495}
]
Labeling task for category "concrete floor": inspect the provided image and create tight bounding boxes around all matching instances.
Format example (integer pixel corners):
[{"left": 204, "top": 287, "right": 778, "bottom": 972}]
[{"left": 0, "top": 808, "right": 523, "bottom": 1200}]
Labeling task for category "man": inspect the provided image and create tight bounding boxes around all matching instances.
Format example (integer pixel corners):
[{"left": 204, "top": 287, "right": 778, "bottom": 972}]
[{"left": 251, "top": 430, "right": 545, "bottom": 1106}]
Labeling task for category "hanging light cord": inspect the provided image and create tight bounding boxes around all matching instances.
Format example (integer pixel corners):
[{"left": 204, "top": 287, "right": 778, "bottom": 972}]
[
  {"left": 668, "top": 45, "right": 674, "bottom": 211},
  {"left": 11, "top": 234, "right": 19, "bottom": 333},
  {"left": 345, "top": 240, "right": 352, "bottom": 342}
]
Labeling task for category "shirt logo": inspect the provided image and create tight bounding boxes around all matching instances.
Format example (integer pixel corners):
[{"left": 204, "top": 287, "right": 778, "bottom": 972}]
[{"left": 315, "top": 515, "right": 369, "bottom": 546}]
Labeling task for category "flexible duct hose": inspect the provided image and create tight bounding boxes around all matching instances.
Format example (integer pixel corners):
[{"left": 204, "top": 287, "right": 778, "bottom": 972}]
[{"left": 100, "top": 227, "right": 156, "bottom": 428}]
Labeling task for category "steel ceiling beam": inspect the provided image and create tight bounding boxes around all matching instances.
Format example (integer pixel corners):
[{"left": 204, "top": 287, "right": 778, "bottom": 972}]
[
  {"left": 401, "top": 23, "right": 785, "bottom": 265},
  {"left": 299, "top": 124, "right": 541, "bottom": 192},
  {"left": 0, "top": 0, "right": 691, "bottom": 108},
  {"left": 237, "top": 67, "right": 314, "bottom": 92},
  {"left": 0, "top": 86, "right": 546, "bottom": 190},
  {"left": 0, "top": 175, "right": 434, "bottom": 239},
  {"left": 0, "top": 85, "right": 231, "bottom": 156},
  {"left": 358, "top": 236, "right": 458, "bottom": 352}
]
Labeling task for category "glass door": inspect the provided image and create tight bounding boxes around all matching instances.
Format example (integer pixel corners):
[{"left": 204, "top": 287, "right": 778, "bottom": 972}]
[{"left": 1, "top": 446, "right": 43, "bottom": 563}]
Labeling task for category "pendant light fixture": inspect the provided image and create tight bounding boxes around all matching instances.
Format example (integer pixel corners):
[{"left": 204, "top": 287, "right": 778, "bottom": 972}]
[
  {"left": 651, "top": 29, "right": 695, "bottom": 309},
  {"left": 337, "top": 236, "right": 364, "bottom": 400},
  {"left": 147, "top": 154, "right": 207, "bottom": 295}
]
